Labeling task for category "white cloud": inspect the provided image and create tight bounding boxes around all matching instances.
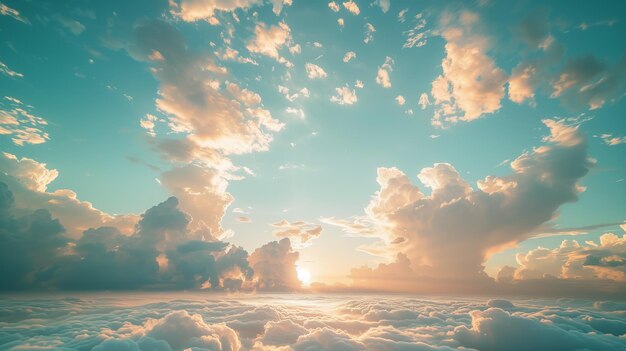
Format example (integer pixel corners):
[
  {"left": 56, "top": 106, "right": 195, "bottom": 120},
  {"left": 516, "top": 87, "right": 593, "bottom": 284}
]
[
  {"left": 403, "top": 13, "right": 429, "bottom": 48},
  {"left": 375, "top": 56, "right": 394, "bottom": 88},
  {"left": 5, "top": 296, "right": 626, "bottom": 350},
  {"left": 418, "top": 93, "right": 430, "bottom": 109},
  {"left": 330, "top": 119, "right": 596, "bottom": 293},
  {"left": 246, "top": 22, "right": 292, "bottom": 66},
  {"left": 338, "top": 18, "right": 344, "bottom": 27},
  {"left": 343, "top": 51, "right": 356, "bottom": 63},
  {"left": 0, "top": 97, "right": 49, "bottom": 146},
  {"left": 0, "top": 60, "right": 23, "bottom": 78},
  {"left": 285, "top": 107, "right": 305, "bottom": 119},
  {"left": 305, "top": 63, "right": 327, "bottom": 79},
  {"left": 272, "top": 219, "right": 322, "bottom": 248},
  {"left": 429, "top": 12, "right": 507, "bottom": 128},
  {"left": 0, "top": 152, "right": 137, "bottom": 238},
  {"left": 331, "top": 84, "right": 358, "bottom": 105},
  {"left": 0, "top": 2, "right": 29, "bottom": 24},
  {"left": 364, "top": 22, "right": 376, "bottom": 43},
  {"left": 600, "top": 134, "right": 626, "bottom": 146},
  {"left": 343, "top": 0, "right": 360, "bottom": 15},
  {"left": 395, "top": 95, "right": 405, "bottom": 105},
  {"left": 171, "top": 0, "right": 266, "bottom": 23},
  {"left": 328, "top": 1, "right": 340, "bottom": 12}
]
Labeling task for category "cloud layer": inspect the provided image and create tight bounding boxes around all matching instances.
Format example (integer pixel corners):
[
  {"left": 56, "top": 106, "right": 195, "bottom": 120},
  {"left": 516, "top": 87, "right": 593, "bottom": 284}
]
[{"left": 2, "top": 295, "right": 625, "bottom": 350}]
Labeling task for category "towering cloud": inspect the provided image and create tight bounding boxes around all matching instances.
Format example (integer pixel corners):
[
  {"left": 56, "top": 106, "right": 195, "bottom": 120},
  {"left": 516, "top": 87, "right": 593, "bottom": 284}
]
[
  {"left": 248, "top": 238, "right": 300, "bottom": 291},
  {"left": 333, "top": 119, "right": 594, "bottom": 292},
  {"left": 128, "top": 19, "right": 283, "bottom": 234}
]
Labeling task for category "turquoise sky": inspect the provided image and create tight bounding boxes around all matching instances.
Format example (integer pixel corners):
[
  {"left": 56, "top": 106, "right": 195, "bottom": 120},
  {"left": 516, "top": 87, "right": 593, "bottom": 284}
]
[{"left": 1, "top": 0, "right": 625, "bottom": 285}]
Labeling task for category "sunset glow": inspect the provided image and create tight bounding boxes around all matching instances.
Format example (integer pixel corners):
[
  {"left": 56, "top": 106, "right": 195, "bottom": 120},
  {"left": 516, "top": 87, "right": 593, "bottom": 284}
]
[{"left": 1, "top": 0, "right": 625, "bottom": 350}]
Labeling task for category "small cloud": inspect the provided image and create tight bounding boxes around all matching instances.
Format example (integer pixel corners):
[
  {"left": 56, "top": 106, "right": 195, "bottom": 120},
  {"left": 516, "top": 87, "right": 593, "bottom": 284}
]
[{"left": 343, "top": 51, "right": 356, "bottom": 63}]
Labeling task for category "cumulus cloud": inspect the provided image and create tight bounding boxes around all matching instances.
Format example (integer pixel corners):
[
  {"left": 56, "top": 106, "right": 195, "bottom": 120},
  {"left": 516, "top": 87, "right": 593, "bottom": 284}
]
[
  {"left": 271, "top": 220, "right": 322, "bottom": 248},
  {"left": 395, "top": 95, "right": 405, "bottom": 105},
  {"left": 343, "top": 51, "right": 356, "bottom": 63},
  {"left": 328, "top": 1, "right": 340, "bottom": 12},
  {"left": 507, "top": 230, "right": 626, "bottom": 282},
  {"left": 328, "top": 119, "right": 598, "bottom": 294},
  {"left": 376, "top": 56, "right": 394, "bottom": 88},
  {"left": 0, "top": 153, "right": 137, "bottom": 238},
  {"left": 0, "top": 96, "right": 49, "bottom": 146},
  {"left": 248, "top": 238, "right": 301, "bottom": 291},
  {"left": 171, "top": 0, "right": 289, "bottom": 23},
  {"left": 343, "top": 0, "right": 360, "bottom": 15},
  {"left": 304, "top": 63, "right": 327, "bottom": 79},
  {"left": 3, "top": 295, "right": 626, "bottom": 350},
  {"left": 128, "top": 20, "right": 284, "bottom": 232},
  {"left": 0, "top": 178, "right": 267, "bottom": 291},
  {"left": 429, "top": 11, "right": 507, "bottom": 128},
  {"left": 246, "top": 22, "right": 293, "bottom": 66},
  {"left": 330, "top": 84, "right": 358, "bottom": 105}
]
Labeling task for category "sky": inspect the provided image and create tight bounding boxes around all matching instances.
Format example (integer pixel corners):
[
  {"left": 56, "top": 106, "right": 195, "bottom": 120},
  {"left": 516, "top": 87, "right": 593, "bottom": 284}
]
[{"left": 0, "top": 0, "right": 625, "bottom": 295}]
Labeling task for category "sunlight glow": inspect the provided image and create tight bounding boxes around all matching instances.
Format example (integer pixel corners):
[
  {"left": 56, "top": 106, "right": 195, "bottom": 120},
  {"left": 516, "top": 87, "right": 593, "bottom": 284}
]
[{"left": 296, "top": 266, "right": 311, "bottom": 286}]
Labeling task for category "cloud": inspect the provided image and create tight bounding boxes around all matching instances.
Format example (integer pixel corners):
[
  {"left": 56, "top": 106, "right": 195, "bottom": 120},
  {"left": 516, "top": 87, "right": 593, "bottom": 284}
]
[
  {"left": 0, "top": 2, "right": 29, "bottom": 24},
  {"left": 343, "top": 1, "right": 360, "bottom": 15},
  {"left": 277, "top": 86, "right": 309, "bottom": 101},
  {"left": 418, "top": 93, "right": 430, "bottom": 109},
  {"left": 374, "top": 0, "right": 390, "bottom": 13},
  {"left": 364, "top": 23, "right": 376, "bottom": 44},
  {"left": 0, "top": 153, "right": 137, "bottom": 238},
  {"left": 160, "top": 164, "right": 234, "bottom": 238},
  {"left": 455, "top": 307, "right": 626, "bottom": 351},
  {"left": 0, "top": 178, "right": 265, "bottom": 291},
  {"left": 0, "top": 97, "right": 49, "bottom": 146},
  {"left": 170, "top": 0, "right": 288, "bottom": 23},
  {"left": 338, "top": 18, "right": 344, "bottom": 27},
  {"left": 4, "top": 295, "right": 626, "bottom": 350},
  {"left": 403, "top": 13, "right": 429, "bottom": 48},
  {"left": 550, "top": 55, "right": 626, "bottom": 110},
  {"left": 507, "top": 230, "right": 626, "bottom": 282},
  {"left": 271, "top": 220, "right": 322, "bottom": 248},
  {"left": 429, "top": 11, "right": 507, "bottom": 127},
  {"left": 305, "top": 63, "right": 327, "bottom": 79},
  {"left": 343, "top": 51, "right": 356, "bottom": 63},
  {"left": 285, "top": 107, "right": 305, "bottom": 120},
  {"left": 246, "top": 22, "right": 293, "bottom": 66},
  {"left": 331, "top": 119, "right": 596, "bottom": 293},
  {"left": 54, "top": 15, "right": 85, "bottom": 35},
  {"left": 330, "top": 84, "right": 358, "bottom": 105},
  {"left": 128, "top": 20, "right": 284, "bottom": 232},
  {"left": 248, "top": 238, "right": 301, "bottom": 291},
  {"left": 376, "top": 56, "right": 394, "bottom": 88},
  {"left": 328, "top": 1, "right": 340, "bottom": 12},
  {"left": 599, "top": 134, "right": 626, "bottom": 146},
  {"left": 395, "top": 95, "right": 405, "bottom": 105}
]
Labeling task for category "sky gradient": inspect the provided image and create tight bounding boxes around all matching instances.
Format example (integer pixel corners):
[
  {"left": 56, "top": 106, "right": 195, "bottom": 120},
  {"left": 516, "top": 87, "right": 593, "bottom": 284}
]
[{"left": 1, "top": 0, "right": 626, "bottom": 296}]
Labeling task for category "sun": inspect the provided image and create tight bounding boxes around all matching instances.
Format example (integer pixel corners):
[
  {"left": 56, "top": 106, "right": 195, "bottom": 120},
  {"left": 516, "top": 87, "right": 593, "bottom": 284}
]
[{"left": 296, "top": 266, "right": 311, "bottom": 286}]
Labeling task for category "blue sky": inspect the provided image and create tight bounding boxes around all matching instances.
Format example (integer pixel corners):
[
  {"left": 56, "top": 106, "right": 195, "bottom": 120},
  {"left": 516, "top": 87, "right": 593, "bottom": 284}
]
[{"left": 0, "top": 0, "right": 625, "bottom": 290}]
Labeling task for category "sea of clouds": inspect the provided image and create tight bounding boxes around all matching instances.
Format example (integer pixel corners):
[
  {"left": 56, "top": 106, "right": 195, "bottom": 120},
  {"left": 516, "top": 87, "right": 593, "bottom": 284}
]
[{"left": 1, "top": 294, "right": 625, "bottom": 351}]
